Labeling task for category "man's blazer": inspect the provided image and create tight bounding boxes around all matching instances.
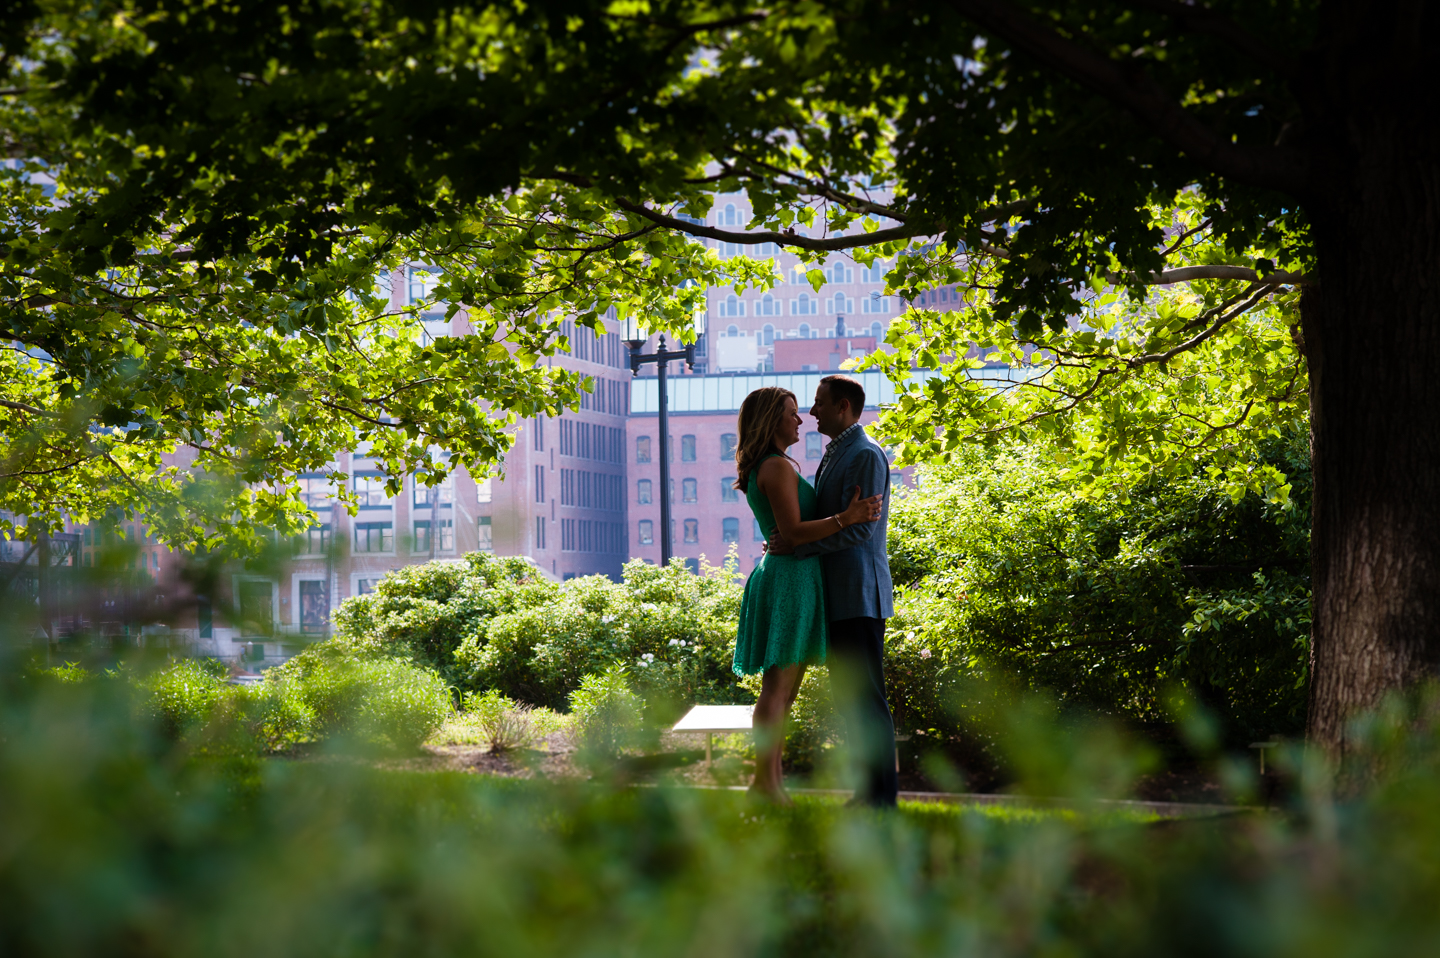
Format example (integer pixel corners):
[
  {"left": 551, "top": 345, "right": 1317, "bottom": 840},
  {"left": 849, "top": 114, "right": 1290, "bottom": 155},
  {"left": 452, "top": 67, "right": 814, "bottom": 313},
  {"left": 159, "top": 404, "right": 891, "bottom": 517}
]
[{"left": 792, "top": 424, "right": 894, "bottom": 621}]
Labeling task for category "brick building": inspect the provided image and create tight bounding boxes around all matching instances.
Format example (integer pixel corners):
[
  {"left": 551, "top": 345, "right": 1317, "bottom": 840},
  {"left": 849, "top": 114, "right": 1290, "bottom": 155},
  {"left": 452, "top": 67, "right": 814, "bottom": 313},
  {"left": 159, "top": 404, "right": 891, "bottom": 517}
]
[{"left": 625, "top": 370, "right": 925, "bottom": 574}]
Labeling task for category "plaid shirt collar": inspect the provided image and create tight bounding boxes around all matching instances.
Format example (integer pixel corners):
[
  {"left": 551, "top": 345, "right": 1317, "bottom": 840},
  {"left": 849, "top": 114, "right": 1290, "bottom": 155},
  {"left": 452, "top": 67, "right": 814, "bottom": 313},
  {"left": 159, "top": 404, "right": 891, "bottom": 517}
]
[{"left": 816, "top": 421, "right": 863, "bottom": 484}]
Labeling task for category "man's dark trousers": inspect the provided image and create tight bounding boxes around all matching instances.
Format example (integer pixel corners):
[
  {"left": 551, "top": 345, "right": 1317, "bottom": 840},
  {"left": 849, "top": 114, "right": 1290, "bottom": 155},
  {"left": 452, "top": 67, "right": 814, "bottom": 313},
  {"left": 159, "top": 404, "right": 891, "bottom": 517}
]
[{"left": 829, "top": 616, "right": 898, "bottom": 807}]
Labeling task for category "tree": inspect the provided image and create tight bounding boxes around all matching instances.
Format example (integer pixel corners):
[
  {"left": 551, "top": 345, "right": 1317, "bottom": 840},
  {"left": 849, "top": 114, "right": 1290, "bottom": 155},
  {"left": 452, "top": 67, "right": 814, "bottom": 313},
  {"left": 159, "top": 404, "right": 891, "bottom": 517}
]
[
  {"left": 0, "top": 3, "right": 751, "bottom": 550},
  {"left": 4, "top": 0, "right": 1435, "bottom": 759}
]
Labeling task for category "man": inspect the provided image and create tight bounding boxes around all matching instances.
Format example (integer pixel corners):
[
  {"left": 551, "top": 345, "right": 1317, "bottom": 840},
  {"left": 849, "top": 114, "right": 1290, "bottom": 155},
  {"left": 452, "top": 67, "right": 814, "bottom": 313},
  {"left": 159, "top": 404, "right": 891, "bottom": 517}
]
[{"left": 772, "top": 374, "right": 898, "bottom": 807}]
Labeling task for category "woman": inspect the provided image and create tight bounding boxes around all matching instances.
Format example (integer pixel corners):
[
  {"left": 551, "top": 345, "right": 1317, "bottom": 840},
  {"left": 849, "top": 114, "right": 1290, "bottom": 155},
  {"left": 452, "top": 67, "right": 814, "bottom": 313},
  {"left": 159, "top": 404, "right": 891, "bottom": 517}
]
[{"left": 732, "top": 386, "right": 883, "bottom": 802}]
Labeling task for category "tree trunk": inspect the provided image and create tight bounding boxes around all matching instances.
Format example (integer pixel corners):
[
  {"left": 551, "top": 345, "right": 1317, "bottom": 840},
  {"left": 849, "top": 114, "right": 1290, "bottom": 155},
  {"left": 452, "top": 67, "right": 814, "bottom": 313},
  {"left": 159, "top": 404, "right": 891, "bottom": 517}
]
[{"left": 1302, "top": 98, "right": 1440, "bottom": 763}]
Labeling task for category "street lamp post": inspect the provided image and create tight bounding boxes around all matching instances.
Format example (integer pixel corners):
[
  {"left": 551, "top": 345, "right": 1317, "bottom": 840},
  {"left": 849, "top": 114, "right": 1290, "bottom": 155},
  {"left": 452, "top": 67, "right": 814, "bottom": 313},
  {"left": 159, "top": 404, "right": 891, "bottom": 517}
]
[{"left": 624, "top": 327, "right": 695, "bottom": 568}]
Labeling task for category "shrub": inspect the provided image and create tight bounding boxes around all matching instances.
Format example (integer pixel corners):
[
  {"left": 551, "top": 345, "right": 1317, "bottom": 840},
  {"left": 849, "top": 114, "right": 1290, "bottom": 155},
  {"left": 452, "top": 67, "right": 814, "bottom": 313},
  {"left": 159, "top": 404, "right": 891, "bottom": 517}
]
[
  {"left": 138, "top": 659, "right": 229, "bottom": 740},
  {"left": 455, "top": 556, "right": 746, "bottom": 714},
  {"left": 457, "top": 689, "right": 567, "bottom": 752},
  {"left": 886, "top": 433, "right": 1311, "bottom": 745},
  {"left": 330, "top": 553, "right": 551, "bottom": 686},
  {"left": 274, "top": 646, "right": 452, "bottom": 751},
  {"left": 569, "top": 666, "right": 644, "bottom": 761}
]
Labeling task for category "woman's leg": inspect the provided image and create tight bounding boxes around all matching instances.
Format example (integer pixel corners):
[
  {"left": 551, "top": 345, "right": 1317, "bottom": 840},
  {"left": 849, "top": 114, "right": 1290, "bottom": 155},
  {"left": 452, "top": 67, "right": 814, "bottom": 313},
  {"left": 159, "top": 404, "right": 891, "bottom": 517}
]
[{"left": 753, "top": 663, "right": 807, "bottom": 800}]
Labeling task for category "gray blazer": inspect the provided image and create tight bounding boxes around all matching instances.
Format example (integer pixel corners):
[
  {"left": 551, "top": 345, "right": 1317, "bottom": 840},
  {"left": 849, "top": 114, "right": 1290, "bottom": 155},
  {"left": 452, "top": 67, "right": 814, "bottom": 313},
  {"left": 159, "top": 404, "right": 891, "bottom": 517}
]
[{"left": 793, "top": 424, "right": 894, "bottom": 621}]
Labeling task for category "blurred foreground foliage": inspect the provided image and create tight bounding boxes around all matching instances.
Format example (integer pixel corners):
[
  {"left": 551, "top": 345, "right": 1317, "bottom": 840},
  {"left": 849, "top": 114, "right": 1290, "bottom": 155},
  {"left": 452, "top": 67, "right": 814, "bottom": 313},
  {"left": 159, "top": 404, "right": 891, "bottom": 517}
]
[{"left": 8, "top": 651, "right": 1440, "bottom": 957}]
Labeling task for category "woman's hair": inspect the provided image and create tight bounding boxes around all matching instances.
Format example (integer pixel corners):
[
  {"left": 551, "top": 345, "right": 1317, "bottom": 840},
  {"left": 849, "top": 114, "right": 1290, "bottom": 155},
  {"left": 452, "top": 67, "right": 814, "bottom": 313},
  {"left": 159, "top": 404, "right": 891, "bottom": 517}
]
[{"left": 733, "top": 386, "right": 798, "bottom": 493}]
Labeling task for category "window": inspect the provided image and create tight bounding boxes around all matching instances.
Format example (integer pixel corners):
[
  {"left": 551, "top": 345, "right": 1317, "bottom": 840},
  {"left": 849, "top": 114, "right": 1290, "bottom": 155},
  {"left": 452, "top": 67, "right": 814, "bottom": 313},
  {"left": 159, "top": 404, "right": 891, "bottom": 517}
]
[
  {"left": 683, "top": 519, "right": 699, "bottom": 544},
  {"left": 407, "top": 266, "right": 436, "bottom": 304},
  {"left": 684, "top": 558, "right": 700, "bottom": 574},
  {"left": 720, "top": 295, "right": 745, "bottom": 318},
  {"left": 637, "top": 479, "right": 652, "bottom": 504},
  {"left": 413, "top": 518, "right": 454, "bottom": 553},
  {"left": 355, "top": 578, "right": 382, "bottom": 596},
  {"left": 479, "top": 516, "right": 494, "bottom": 553},
  {"left": 753, "top": 518, "right": 766, "bottom": 542},
  {"left": 723, "top": 518, "right": 739, "bottom": 543},
  {"left": 299, "top": 476, "right": 333, "bottom": 509},
  {"left": 533, "top": 417, "right": 545, "bottom": 451},
  {"left": 722, "top": 477, "right": 738, "bottom": 502},
  {"left": 413, "top": 475, "right": 454, "bottom": 508},
  {"left": 530, "top": 516, "right": 540, "bottom": 552},
  {"left": 806, "top": 432, "right": 824, "bottom": 460},
  {"left": 636, "top": 436, "right": 651, "bottom": 463},
  {"left": 762, "top": 324, "right": 775, "bottom": 345},
  {"left": 799, "top": 322, "right": 811, "bottom": 338},
  {"left": 296, "top": 524, "right": 330, "bottom": 555},
  {"left": 681, "top": 435, "right": 696, "bottom": 462},
  {"left": 719, "top": 241, "right": 744, "bottom": 258},
  {"left": 477, "top": 477, "right": 492, "bottom": 504},
  {"left": 238, "top": 579, "right": 274, "bottom": 637},
  {"left": 534, "top": 465, "right": 545, "bottom": 503},
  {"left": 833, "top": 292, "right": 848, "bottom": 314},
  {"left": 298, "top": 580, "right": 329, "bottom": 635},
  {"left": 758, "top": 293, "right": 779, "bottom": 316},
  {"left": 720, "top": 434, "right": 737, "bottom": 461},
  {"left": 726, "top": 324, "right": 739, "bottom": 337},
  {"left": 890, "top": 471, "right": 905, "bottom": 487},
  {"left": 871, "top": 321, "right": 883, "bottom": 339},
  {"left": 722, "top": 203, "right": 738, "bottom": 226},
  {"left": 682, "top": 478, "right": 697, "bottom": 502},
  {"left": 353, "top": 474, "right": 389, "bottom": 507},
  {"left": 638, "top": 520, "right": 654, "bottom": 545},
  {"left": 354, "top": 522, "right": 394, "bottom": 553},
  {"left": 794, "top": 294, "right": 816, "bottom": 316}
]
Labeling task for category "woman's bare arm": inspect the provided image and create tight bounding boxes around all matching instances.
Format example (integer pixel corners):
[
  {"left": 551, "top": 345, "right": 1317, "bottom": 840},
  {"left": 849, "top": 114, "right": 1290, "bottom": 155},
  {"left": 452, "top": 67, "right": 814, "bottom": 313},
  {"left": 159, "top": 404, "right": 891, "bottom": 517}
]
[{"left": 757, "top": 457, "right": 882, "bottom": 548}]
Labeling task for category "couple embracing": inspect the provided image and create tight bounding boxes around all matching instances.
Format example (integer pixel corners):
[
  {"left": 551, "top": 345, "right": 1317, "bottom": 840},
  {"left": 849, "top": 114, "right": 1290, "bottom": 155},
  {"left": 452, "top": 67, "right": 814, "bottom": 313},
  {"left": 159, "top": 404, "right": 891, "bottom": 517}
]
[{"left": 731, "top": 375, "right": 898, "bottom": 808}]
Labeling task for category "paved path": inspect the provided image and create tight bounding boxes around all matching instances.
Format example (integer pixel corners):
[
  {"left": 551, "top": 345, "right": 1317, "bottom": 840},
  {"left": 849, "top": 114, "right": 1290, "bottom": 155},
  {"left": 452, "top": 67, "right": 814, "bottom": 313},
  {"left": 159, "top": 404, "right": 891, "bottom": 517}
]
[{"left": 684, "top": 785, "right": 1252, "bottom": 819}]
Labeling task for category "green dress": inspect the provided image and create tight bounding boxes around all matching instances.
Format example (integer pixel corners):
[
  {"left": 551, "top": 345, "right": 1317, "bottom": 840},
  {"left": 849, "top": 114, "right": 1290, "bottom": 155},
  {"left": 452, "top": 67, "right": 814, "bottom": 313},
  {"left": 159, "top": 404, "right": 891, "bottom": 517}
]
[{"left": 732, "top": 455, "right": 829, "bottom": 675}]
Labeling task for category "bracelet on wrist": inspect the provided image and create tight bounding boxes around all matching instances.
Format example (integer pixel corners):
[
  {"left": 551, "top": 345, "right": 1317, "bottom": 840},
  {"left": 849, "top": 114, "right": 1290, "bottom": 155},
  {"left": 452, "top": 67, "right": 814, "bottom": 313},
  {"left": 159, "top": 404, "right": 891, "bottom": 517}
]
[{"left": 834, "top": 515, "right": 844, "bottom": 530}]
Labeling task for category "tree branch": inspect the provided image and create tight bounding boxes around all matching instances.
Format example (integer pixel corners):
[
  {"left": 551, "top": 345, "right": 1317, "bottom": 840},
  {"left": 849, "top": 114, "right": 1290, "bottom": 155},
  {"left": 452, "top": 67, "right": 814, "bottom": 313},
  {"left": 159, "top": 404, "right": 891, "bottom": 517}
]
[
  {"left": 0, "top": 397, "right": 49, "bottom": 416},
  {"left": 942, "top": 0, "right": 1309, "bottom": 193},
  {"left": 1135, "top": 265, "right": 1307, "bottom": 285},
  {"left": 1126, "top": 282, "right": 1279, "bottom": 367}
]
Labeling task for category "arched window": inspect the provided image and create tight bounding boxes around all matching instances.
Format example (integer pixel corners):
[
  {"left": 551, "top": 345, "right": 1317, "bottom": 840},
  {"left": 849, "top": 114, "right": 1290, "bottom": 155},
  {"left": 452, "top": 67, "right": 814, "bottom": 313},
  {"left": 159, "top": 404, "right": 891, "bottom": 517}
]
[
  {"left": 723, "top": 203, "right": 738, "bottom": 226},
  {"left": 726, "top": 324, "right": 739, "bottom": 337},
  {"left": 760, "top": 294, "right": 776, "bottom": 316},
  {"left": 795, "top": 294, "right": 814, "bottom": 316},
  {"left": 721, "top": 295, "right": 745, "bottom": 318},
  {"left": 870, "top": 321, "right": 882, "bottom": 339},
  {"left": 762, "top": 324, "right": 775, "bottom": 345},
  {"left": 833, "top": 292, "right": 847, "bottom": 314},
  {"left": 799, "top": 322, "right": 811, "bottom": 338}
]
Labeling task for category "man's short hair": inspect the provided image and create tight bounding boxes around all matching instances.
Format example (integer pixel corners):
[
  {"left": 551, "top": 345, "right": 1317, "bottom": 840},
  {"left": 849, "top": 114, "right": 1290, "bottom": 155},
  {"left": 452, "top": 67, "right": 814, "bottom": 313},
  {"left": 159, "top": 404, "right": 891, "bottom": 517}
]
[{"left": 819, "top": 375, "right": 866, "bottom": 416}]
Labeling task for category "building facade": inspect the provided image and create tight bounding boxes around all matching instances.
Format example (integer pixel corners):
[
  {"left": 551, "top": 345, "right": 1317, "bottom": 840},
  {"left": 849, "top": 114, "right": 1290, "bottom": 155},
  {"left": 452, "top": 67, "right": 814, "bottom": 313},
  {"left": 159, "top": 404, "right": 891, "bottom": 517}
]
[{"left": 625, "top": 370, "right": 922, "bottom": 574}]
